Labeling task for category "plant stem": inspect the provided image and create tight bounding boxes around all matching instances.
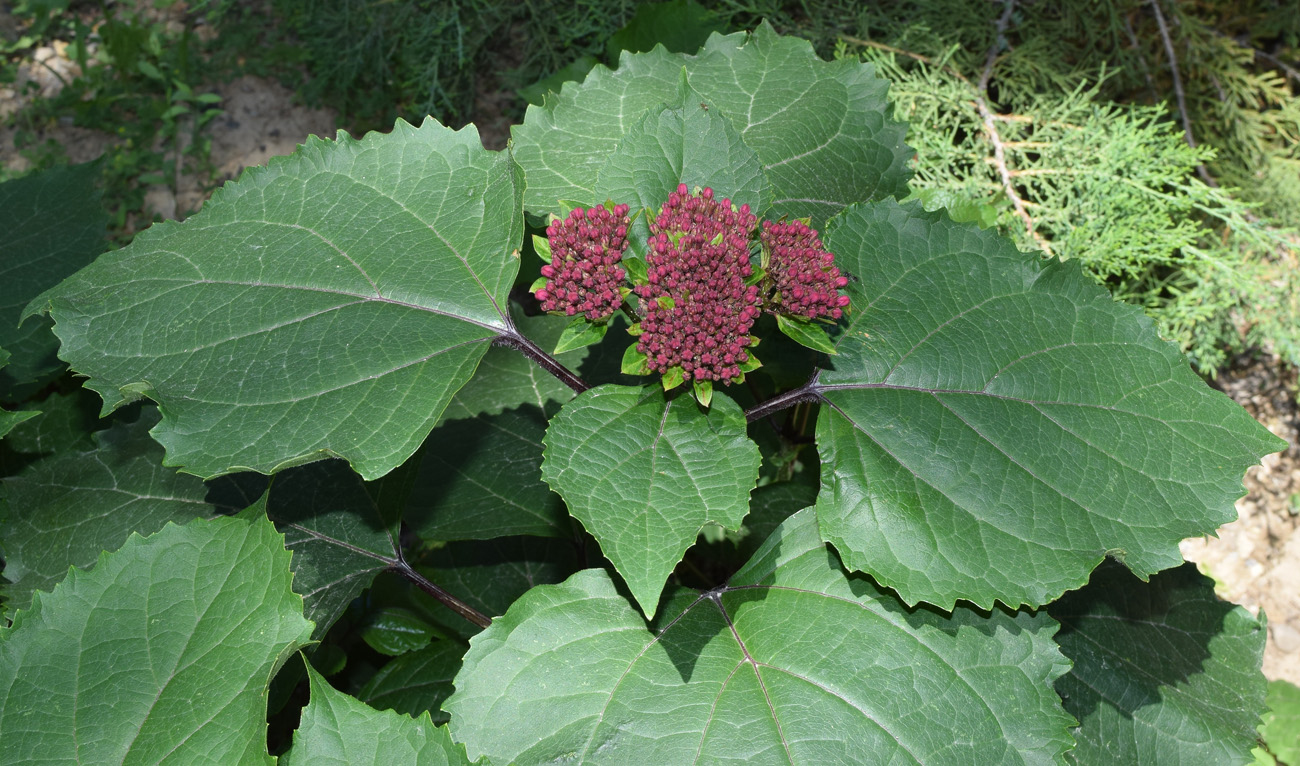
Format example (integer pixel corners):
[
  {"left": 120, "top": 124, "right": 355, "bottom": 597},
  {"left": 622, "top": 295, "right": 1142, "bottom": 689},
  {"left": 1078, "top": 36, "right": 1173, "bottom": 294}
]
[
  {"left": 391, "top": 561, "right": 493, "bottom": 629},
  {"left": 494, "top": 327, "right": 591, "bottom": 394},
  {"left": 744, "top": 373, "right": 823, "bottom": 423}
]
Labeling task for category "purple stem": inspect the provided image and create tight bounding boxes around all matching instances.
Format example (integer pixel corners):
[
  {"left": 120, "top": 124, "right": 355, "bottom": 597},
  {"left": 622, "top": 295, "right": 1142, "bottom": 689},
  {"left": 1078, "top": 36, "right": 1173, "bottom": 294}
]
[
  {"left": 744, "top": 373, "right": 823, "bottom": 423},
  {"left": 392, "top": 561, "right": 492, "bottom": 629},
  {"left": 494, "top": 327, "right": 591, "bottom": 394}
]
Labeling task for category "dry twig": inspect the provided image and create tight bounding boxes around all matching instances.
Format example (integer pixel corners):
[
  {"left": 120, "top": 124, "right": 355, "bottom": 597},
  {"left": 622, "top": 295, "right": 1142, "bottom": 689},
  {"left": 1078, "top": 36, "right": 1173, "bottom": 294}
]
[
  {"left": 845, "top": 2, "right": 1052, "bottom": 255},
  {"left": 1148, "top": 0, "right": 1219, "bottom": 187}
]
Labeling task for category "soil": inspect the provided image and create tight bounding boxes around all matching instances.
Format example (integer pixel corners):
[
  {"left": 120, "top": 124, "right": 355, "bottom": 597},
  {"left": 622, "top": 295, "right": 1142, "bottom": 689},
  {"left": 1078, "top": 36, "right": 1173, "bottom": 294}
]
[
  {"left": 1183, "top": 353, "right": 1300, "bottom": 685},
  {"left": 5, "top": 13, "right": 1300, "bottom": 687}
]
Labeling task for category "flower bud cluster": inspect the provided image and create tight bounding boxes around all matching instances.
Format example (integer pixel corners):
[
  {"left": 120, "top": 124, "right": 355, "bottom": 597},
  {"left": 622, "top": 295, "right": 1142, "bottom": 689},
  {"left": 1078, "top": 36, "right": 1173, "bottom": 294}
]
[
  {"left": 635, "top": 185, "right": 760, "bottom": 383},
  {"left": 761, "top": 219, "right": 851, "bottom": 320},
  {"left": 535, "top": 204, "right": 631, "bottom": 321}
]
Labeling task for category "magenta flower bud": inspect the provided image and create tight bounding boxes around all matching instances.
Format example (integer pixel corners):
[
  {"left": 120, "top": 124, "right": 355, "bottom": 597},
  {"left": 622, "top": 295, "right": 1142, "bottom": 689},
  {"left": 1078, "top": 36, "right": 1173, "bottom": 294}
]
[
  {"left": 760, "top": 219, "right": 850, "bottom": 321},
  {"left": 634, "top": 186, "right": 760, "bottom": 384},
  {"left": 534, "top": 204, "right": 632, "bottom": 321}
]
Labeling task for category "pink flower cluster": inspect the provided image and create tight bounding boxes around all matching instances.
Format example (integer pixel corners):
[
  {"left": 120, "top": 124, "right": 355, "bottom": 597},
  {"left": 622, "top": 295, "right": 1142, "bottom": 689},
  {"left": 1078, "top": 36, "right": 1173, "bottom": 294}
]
[
  {"left": 760, "top": 219, "right": 851, "bottom": 320},
  {"left": 535, "top": 204, "right": 630, "bottom": 321},
  {"left": 635, "top": 185, "right": 760, "bottom": 383}
]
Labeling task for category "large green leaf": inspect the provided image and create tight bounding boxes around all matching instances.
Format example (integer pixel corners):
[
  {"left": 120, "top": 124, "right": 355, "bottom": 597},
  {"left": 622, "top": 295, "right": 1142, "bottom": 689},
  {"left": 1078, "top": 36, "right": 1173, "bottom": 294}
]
[
  {"left": 416, "top": 536, "right": 581, "bottom": 622},
  {"left": 28, "top": 119, "right": 524, "bottom": 480},
  {"left": 1049, "top": 561, "right": 1267, "bottom": 765},
  {"left": 438, "top": 307, "right": 588, "bottom": 421},
  {"left": 512, "top": 23, "right": 911, "bottom": 227},
  {"left": 0, "top": 162, "right": 107, "bottom": 399},
  {"left": 593, "top": 75, "right": 770, "bottom": 253},
  {"left": 0, "top": 386, "right": 100, "bottom": 458},
  {"left": 0, "top": 513, "right": 312, "bottom": 764},
  {"left": 359, "top": 641, "right": 466, "bottom": 722},
  {"left": 812, "top": 200, "right": 1285, "bottom": 609},
  {"left": 283, "top": 662, "right": 474, "bottom": 766},
  {"left": 0, "top": 349, "right": 38, "bottom": 438},
  {"left": 445, "top": 509, "right": 1073, "bottom": 765},
  {"left": 407, "top": 406, "right": 569, "bottom": 541},
  {"left": 263, "top": 459, "right": 401, "bottom": 638},
  {"left": 0, "top": 410, "right": 216, "bottom": 610},
  {"left": 541, "top": 384, "right": 759, "bottom": 617}
]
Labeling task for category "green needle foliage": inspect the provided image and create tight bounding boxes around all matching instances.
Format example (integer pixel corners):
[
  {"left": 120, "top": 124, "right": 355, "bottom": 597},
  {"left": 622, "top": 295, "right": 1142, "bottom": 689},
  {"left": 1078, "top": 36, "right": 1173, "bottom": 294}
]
[
  {"left": 840, "top": 0, "right": 1300, "bottom": 373},
  {"left": 0, "top": 21, "right": 1289, "bottom": 764}
]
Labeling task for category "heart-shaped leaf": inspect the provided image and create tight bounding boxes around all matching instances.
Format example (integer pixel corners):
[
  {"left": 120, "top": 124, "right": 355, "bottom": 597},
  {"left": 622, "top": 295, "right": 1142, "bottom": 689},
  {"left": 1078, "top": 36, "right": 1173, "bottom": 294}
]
[
  {"left": 263, "top": 459, "right": 402, "bottom": 638},
  {"left": 283, "top": 662, "right": 475, "bottom": 765},
  {"left": 359, "top": 641, "right": 466, "bottom": 723},
  {"left": 512, "top": 23, "right": 911, "bottom": 227},
  {"left": 0, "top": 513, "right": 313, "bottom": 764},
  {"left": 1, "top": 410, "right": 216, "bottom": 610},
  {"left": 28, "top": 119, "right": 523, "bottom": 480},
  {"left": 541, "top": 384, "right": 759, "bottom": 616},
  {"left": 594, "top": 74, "right": 770, "bottom": 253},
  {"left": 0, "top": 162, "right": 107, "bottom": 399},
  {"left": 1049, "top": 561, "right": 1267, "bottom": 765},
  {"left": 445, "top": 509, "right": 1073, "bottom": 764},
  {"left": 812, "top": 199, "right": 1286, "bottom": 610}
]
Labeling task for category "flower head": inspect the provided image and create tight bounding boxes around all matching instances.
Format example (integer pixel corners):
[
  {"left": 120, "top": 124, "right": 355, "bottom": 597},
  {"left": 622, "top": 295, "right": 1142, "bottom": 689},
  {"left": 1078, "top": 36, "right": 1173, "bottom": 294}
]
[
  {"left": 534, "top": 204, "right": 631, "bottom": 321},
  {"left": 760, "top": 219, "right": 850, "bottom": 320},
  {"left": 634, "top": 185, "right": 760, "bottom": 383}
]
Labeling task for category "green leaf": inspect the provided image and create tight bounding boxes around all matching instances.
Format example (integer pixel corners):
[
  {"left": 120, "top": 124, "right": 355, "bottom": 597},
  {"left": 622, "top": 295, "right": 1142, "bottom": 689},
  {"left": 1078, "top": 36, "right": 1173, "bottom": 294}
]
[
  {"left": 512, "top": 23, "right": 911, "bottom": 227},
  {"left": 283, "top": 662, "right": 474, "bottom": 766},
  {"left": 360, "top": 607, "right": 438, "bottom": 656},
  {"left": 774, "top": 313, "right": 838, "bottom": 354},
  {"left": 0, "top": 410, "right": 216, "bottom": 610},
  {"left": 445, "top": 509, "right": 1073, "bottom": 764},
  {"left": 264, "top": 459, "right": 401, "bottom": 638},
  {"left": 0, "top": 348, "right": 38, "bottom": 438},
  {"left": 552, "top": 316, "right": 609, "bottom": 355},
  {"left": 29, "top": 119, "right": 524, "bottom": 480},
  {"left": 404, "top": 307, "right": 586, "bottom": 546},
  {"left": 415, "top": 536, "right": 581, "bottom": 624},
  {"left": 406, "top": 405, "right": 569, "bottom": 541},
  {"left": 692, "top": 376, "right": 712, "bottom": 406},
  {"left": 438, "top": 307, "right": 588, "bottom": 421},
  {"left": 593, "top": 74, "right": 770, "bottom": 254},
  {"left": 606, "top": 0, "right": 724, "bottom": 61},
  {"left": 813, "top": 200, "right": 1286, "bottom": 610},
  {"left": 1049, "top": 561, "right": 1267, "bottom": 765},
  {"left": 541, "top": 385, "right": 759, "bottom": 616},
  {"left": 0, "top": 513, "right": 313, "bottom": 764},
  {"left": 0, "top": 162, "right": 107, "bottom": 400},
  {"left": 1260, "top": 680, "right": 1300, "bottom": 764},
  {"left": 518, "top": 55, "right": 600, "bottom": 106},
  {"left": 620, "top": 342, "right": 651, "bottom": 375},
  {"left": 0, "top": 386, "right": 100, "bottom": 457},
  {"left": 0, "top": 407, "right": 37, "bottom": 440},
  {"left": 359, "top": 641, "right": 465, "bottom": 723}
]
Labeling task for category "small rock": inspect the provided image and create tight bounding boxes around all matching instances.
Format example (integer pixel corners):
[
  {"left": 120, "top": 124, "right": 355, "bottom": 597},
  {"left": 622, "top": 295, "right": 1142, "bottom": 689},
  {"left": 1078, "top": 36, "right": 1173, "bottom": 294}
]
[
  {"left": 143, "top": 186, "right": 177, "bottom": 221},
  {"left": 1272, "top": 622, "right": 1300, "bottom": 653}
]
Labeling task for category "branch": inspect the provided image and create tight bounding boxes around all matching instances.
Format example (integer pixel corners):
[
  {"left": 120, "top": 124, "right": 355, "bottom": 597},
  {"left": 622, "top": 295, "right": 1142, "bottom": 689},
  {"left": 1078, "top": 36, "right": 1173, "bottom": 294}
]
[
  {"left": 973, "top": 0, "right": 1052, "bottom": 255},
  {"left": 493, "top": 325, "right": 591, "bottom": 394},
  {"left": 1148, "top": 0, "right": 1219, "bottom": 188},
  {"left": 392, "top": 561, "right": 493, "bottom": 629},
  {"left": 744, "top": 372, "right": 823, "bottom": 423},
  {"left": 1254, "top": 47, "right": 1300, "bottom": 88}
]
